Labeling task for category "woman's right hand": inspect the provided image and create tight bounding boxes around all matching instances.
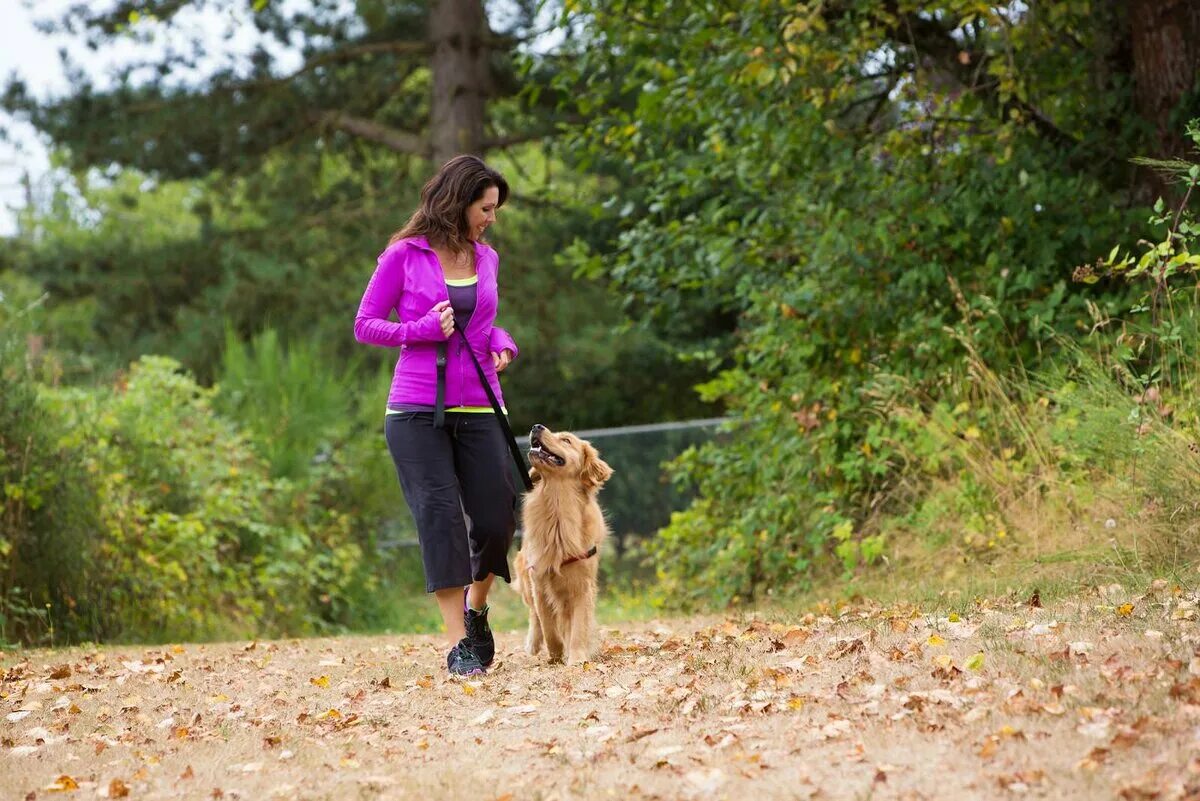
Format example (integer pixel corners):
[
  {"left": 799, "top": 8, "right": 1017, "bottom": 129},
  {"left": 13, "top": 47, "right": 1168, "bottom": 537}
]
[{"left": 433, "top": 300, "right": 454, "bottom": 338}]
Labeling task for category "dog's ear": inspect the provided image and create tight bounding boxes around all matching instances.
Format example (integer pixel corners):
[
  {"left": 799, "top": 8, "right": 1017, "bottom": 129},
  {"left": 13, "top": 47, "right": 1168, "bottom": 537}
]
[{"left": 582, "top": 443, "right": 613, "bottom": 489}]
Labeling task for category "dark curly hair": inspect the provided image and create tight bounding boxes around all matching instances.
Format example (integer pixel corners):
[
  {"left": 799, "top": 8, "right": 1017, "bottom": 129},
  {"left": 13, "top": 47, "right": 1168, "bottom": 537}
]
[{"left": 389, "top": 155, "right": 509, "bottom": 252}]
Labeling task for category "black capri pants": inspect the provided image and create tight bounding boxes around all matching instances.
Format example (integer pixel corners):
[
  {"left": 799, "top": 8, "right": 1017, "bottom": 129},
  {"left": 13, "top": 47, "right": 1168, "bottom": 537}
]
[{"left": 384, "top": 411, "right": 516, "bottom": 593}]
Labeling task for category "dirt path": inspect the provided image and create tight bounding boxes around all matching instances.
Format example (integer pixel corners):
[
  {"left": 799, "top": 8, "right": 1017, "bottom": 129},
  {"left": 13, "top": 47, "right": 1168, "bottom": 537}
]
[{"left": 2, "top": 583, "right": 1199, "bottom": 800}]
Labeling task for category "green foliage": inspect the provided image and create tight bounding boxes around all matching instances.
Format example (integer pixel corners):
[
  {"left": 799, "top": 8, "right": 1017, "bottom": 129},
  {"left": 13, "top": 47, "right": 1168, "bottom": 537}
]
[
  {"left": 0, "top": 274, "right": 412, "bottom": 644},
  {"left": 6, "top": 142, "right": 711, "bottom": 429},
  {"left": 557, "top": 0, "right": 1154, "bottom": 603},
  {"left": 0, "top": 273, "right": 102, "bottom": 645},
  {"left": 217, "top": 326, "right": 360, "bottom": 480},
  {"left": 1079, "top": 121, "right": 1200, "bottom": 397},
  {"left": 39, "top": 355, "right": 374, "bottom": 641}
]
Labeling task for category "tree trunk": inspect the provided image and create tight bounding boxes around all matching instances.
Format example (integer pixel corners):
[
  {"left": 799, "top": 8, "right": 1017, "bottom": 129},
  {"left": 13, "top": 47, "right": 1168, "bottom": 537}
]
[
  {"left": 1130, "top": 0, "right": 1200, "bottom": 159},
  {"left": 429, "top": 0, "right": 490, "bottom": 165}
]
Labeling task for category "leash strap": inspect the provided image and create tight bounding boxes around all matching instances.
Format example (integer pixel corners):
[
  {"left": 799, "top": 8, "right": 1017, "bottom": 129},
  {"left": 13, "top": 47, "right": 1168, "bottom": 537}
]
[
  {"left": 434, "top": 328, "right": 533, "bottom": 492},
  {"left": 434, "top": 342, "right": 448, "bottom": 430}
]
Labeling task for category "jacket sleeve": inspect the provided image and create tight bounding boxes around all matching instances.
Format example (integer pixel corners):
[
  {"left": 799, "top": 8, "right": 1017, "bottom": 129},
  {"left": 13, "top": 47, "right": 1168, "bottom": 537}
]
[
  {"left": 354, "top": 245, "right": 446, "bottom": 347},
  {"left": 490, "top": 326, "right": 518, "bottom": 360}
]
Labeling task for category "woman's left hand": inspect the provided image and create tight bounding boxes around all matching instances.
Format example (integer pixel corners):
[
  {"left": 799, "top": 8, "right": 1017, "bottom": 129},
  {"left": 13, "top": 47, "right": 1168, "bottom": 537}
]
[{"left": 492, "top": 349, "right": 513, "bottom": 373}]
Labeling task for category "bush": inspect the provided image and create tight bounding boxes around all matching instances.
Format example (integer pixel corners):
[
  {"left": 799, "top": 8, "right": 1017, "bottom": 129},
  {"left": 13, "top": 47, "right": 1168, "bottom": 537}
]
[{"left": 0, "top": 273, "right": 103, "bottom": 645}]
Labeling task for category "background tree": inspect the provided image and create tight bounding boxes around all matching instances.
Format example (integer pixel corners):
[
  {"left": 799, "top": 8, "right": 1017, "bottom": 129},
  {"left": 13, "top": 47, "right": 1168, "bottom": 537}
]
[
  {"left": 552, "top": 0, "right": 1200, "bottom": 603},
  {"left": 0, "top": 0, "right": 710, "bottom": 429}
]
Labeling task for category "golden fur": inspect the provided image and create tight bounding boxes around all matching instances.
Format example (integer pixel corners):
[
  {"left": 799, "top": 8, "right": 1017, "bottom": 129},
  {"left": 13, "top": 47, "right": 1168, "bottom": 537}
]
[{"left": 512, "top": 425, "right": 612, "bottom": 665}]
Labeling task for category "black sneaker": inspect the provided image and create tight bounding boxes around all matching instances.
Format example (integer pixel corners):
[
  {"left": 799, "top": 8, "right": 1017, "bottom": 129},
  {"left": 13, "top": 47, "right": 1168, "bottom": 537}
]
[
  {"left": 446, "top": 640, "right": 485, "bottom": 677},
  {"left": 464, "top": 604, "right": 495, "bottom": 667}
]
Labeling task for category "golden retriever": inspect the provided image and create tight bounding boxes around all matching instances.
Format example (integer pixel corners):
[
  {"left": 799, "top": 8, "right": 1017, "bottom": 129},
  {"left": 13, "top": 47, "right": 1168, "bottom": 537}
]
[{"left": 512, "top": 424, "right": 613, "bottom": 665}]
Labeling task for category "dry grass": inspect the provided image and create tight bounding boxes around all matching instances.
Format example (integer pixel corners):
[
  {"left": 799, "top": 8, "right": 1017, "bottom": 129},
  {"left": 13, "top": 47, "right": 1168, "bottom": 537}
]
[{"left": 4, "top": 580, "right": 1200, "bottom": 800}]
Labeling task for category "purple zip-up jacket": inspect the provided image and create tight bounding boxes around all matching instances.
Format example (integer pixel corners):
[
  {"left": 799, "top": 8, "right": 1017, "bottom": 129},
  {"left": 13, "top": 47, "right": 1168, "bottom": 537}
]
[{"left": 353, "top": 236, "right": 519, "bottom": 409}]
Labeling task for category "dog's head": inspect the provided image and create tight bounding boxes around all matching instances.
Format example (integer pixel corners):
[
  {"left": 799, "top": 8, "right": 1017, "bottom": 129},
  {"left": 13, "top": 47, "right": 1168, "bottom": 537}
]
[{"left": 528, "top": 424, "right": 612, "bottom": 490}]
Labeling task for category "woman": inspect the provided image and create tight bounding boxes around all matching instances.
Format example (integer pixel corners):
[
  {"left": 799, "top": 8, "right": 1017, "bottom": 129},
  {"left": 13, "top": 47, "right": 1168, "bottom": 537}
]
[{"left": 354, "top": 155, "right": 518, "bottom": 677}]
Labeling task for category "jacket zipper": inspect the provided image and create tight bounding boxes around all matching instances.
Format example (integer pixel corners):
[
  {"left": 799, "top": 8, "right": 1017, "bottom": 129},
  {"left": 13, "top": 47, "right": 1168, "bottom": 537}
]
[{"left": 457, "top": 337, "right": 464, "bottom": 407}]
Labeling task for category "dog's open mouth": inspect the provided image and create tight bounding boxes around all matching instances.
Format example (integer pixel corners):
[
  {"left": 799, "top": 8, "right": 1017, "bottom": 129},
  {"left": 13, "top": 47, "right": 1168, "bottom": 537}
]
[{"left": 529, "top": 430, "right": 566, "bottom": 466}]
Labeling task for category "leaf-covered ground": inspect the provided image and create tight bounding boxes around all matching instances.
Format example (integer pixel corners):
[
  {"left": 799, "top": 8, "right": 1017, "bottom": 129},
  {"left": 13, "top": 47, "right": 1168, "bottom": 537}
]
[{"left": 3, "top": 582, "right": 1199, "bottom": 800}]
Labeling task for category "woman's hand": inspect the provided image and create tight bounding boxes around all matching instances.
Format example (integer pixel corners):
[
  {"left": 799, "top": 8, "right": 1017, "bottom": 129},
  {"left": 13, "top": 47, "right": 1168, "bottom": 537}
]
[
  {"left": 492, "top": 349, "right": 513, "bottom": 372},
  {"left": 433, "top": 300, "right": 454, "bottom": 338}
]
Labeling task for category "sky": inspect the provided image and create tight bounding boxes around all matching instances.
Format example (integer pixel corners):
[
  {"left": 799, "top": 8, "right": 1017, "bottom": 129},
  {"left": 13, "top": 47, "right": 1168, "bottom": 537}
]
[{"left": 0, "top": 1, "right": 63, "bottom": 234}]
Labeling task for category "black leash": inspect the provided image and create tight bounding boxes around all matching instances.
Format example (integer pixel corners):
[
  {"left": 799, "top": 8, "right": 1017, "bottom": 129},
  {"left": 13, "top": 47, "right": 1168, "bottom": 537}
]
[{"left": 434, "top": 331, "right": 533, "bottom": 492}]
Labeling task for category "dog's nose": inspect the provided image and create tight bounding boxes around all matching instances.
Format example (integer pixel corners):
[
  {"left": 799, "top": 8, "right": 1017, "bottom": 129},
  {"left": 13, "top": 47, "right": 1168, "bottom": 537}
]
[{"left": 530, "top": 424, "right": 545, "bottom": 435}]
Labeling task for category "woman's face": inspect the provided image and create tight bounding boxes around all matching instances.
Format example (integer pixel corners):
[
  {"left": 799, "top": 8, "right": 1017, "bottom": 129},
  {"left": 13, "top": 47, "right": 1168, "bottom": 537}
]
[{"left": 465, "top": 186, "right": 500, "bottom": 241}]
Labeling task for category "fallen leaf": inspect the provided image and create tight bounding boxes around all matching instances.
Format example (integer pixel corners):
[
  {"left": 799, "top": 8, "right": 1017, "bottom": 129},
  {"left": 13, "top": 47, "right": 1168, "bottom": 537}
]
[
  {"left": 626, "top": 727, "right": 659, "bottom": 742},
  {"left": 927, "top": 634, "right": 946, "bottom": 647},
  {"left": 44, "top": 774, "right": 79, "bottom": 792},
  {"left": 1117, "top": 603, "right": 1134, "bottom": 617},
  {"left": 310, "top": 675, "right": 330, "bottom": 689},
  {"left": 108, "top": 778, "right": 130, "bottom": 798},
  {"left": 782, "top": 627, "right": 811, "bottom": 645}
]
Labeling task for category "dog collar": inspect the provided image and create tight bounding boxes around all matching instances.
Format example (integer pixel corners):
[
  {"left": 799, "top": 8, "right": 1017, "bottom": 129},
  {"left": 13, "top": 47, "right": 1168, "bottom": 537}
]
[
  {"left": 527, "top": 545, "right": 598, "bottom": 571},
  {"left": 560, "top": 545, "right": 598, "bottom": 567}
]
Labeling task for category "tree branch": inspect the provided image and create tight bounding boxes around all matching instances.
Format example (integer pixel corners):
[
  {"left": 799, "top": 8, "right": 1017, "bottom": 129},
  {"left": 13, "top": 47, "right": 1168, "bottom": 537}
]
[
  {"left": 895, "top": 9, "right": 1080, "bottom": 152},
  {"left": 482, "top": 131, "right": 554, "bottom": 149},
  {"left": 313, "top": 111, "right": 430, "bottom": 156}
]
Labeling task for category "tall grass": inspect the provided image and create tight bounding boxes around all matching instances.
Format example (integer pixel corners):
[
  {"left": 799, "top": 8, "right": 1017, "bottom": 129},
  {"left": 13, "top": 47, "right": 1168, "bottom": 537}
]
[
  {"left": 0, "top": 273, "right": 103, "bottom": 645},
  {"left": 215, "top": 326, "right": 361, "bottom": 480}
]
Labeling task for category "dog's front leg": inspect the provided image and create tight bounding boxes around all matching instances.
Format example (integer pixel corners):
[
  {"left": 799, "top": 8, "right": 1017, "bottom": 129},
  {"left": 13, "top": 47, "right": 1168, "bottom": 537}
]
[
  {"left": 532, "top": 584, "right": 564, "bottom": 663},
  {"left": 524, "top": 598, "right": 545, "bottom": 656},
  {"left": 565, "top": 587, "right": 596, "bottom": 666}
]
